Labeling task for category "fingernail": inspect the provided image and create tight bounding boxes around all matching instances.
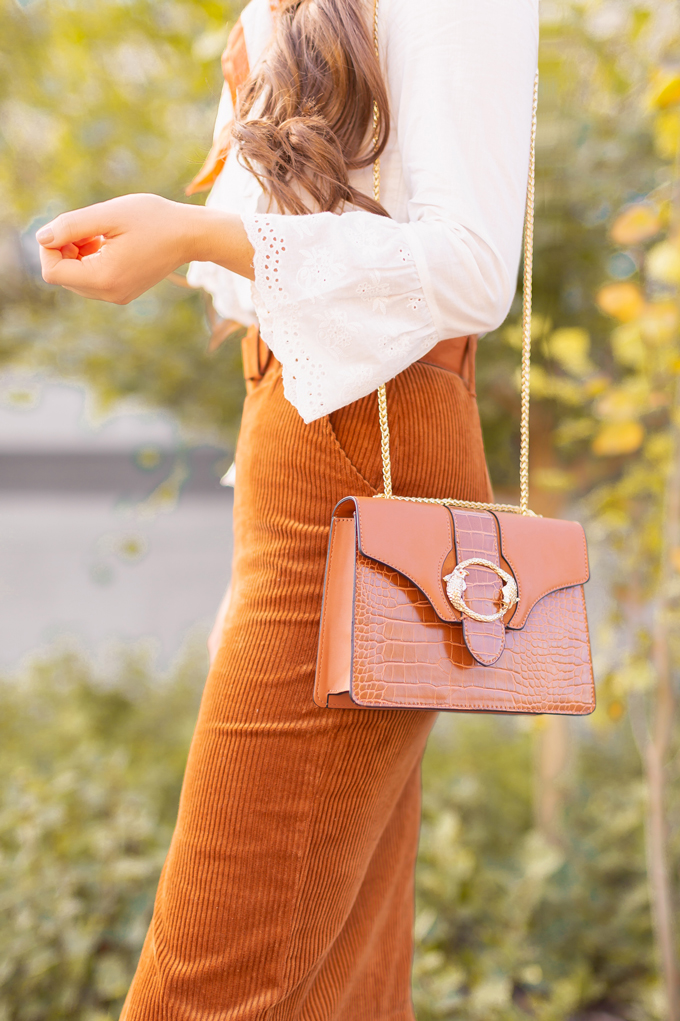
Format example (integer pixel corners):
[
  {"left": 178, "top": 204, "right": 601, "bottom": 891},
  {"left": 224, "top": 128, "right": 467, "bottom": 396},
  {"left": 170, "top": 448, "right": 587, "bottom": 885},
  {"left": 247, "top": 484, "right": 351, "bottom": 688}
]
[{"left": 36, "top": 227, "right": 54, "bottom": 244}]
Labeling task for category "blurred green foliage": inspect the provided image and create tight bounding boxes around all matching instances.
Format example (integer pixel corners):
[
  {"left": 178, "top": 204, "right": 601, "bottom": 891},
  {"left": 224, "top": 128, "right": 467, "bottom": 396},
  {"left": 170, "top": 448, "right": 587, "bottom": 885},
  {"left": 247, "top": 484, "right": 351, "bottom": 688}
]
[
  {"left": 0, "top": 0, "right": 245, "bottom": 442},
  {"left": 414, "top": 716, "right": 674, "bottom": 1021},
  {"left": 0, "top": 644, "right": 205, "bottom": 1021},
  {"left": 477, "top": 4, "right": 672, "bottom": 497},
  {"left": 0, "top": 650, "right": 675, "bottom": 1020}
]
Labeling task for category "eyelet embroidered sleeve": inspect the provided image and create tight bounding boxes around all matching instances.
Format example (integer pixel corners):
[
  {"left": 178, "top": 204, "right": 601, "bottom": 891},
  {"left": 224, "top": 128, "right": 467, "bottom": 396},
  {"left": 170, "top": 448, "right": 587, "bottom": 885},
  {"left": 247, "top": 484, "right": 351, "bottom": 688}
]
[{"left": 242, "top": 211, "right": 438, "bottom": 422}]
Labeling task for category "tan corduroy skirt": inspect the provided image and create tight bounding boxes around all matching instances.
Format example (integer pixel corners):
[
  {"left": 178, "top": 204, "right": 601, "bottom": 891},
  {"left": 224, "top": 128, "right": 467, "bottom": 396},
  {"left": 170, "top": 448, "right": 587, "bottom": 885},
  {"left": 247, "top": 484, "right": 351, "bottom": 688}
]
[{"left": 121, "top": 357, "right": 491, "bottom": 1021}]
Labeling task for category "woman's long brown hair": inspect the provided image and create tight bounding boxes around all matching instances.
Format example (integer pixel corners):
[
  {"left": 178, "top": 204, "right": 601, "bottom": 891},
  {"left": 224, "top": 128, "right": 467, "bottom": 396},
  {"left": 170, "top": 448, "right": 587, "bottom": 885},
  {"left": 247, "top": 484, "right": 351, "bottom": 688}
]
[{"left": 232, "top": 0, "right": 390, "bottom": 216}]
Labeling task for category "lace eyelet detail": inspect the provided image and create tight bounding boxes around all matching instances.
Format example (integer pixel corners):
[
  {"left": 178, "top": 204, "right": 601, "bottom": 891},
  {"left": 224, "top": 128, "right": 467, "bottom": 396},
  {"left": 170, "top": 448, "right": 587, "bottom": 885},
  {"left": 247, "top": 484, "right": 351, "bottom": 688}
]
[{"left": 243, "top": 212, "right": 438, "bottom": 422}]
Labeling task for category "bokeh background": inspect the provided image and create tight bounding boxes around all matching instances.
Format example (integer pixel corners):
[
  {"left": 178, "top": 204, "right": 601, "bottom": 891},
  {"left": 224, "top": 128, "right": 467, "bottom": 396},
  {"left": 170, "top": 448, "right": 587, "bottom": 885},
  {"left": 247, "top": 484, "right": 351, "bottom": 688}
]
[{"left": 1, "top": 0, "right": 680, "bottom": 1018}]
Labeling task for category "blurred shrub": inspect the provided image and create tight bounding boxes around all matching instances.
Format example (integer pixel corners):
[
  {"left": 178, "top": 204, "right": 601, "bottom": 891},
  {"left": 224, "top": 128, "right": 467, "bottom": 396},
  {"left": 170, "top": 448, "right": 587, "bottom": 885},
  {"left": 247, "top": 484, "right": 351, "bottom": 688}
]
[
  {"left": 0, "top": 0, "right": 245, "bottom": 443},
  {"left": 414, "top": 716, "right": 674, "bottom": 1021},
  {"left": 0, "top": 645, "right": 674, "bottom": 1020},
  {"left": 0, "top": 643, "right": 205, "bottom": 1021}
]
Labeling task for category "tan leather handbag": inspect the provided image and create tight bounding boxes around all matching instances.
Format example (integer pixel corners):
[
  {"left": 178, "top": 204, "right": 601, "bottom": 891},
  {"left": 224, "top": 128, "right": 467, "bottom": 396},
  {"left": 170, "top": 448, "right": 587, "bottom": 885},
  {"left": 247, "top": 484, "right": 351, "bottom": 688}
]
[{"left": 313, "top": 11, "right": 595, "bottom": 715}]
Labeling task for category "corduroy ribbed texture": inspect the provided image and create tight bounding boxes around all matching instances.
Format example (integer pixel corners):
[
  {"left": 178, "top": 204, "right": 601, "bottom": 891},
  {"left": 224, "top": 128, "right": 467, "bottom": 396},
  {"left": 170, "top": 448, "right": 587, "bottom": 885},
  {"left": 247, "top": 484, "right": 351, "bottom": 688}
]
[{"left": 121, "top": 360, "right": 492, "bottom": 1021}]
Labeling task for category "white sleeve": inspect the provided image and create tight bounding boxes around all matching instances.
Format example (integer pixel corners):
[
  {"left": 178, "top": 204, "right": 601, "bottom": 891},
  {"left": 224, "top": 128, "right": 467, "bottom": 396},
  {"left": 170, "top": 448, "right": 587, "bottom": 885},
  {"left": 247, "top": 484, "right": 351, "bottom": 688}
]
[{"left": 242, "top": 0, "right": 539, "bottom": 424}]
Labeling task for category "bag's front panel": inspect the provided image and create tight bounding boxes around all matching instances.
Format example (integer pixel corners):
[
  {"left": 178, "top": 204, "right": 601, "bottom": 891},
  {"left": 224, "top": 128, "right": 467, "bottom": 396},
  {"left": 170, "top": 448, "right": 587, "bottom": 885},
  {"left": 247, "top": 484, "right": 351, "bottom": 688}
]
[{"left": 350, "top": 552, "right": 595, "bottom": 714}]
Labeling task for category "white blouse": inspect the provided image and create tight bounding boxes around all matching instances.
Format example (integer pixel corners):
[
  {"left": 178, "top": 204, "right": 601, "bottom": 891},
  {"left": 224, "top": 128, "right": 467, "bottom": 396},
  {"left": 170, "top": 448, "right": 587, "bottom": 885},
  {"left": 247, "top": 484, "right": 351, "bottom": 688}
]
[{"left": 188, "top": 0, "right": 539, "bottom": 423}]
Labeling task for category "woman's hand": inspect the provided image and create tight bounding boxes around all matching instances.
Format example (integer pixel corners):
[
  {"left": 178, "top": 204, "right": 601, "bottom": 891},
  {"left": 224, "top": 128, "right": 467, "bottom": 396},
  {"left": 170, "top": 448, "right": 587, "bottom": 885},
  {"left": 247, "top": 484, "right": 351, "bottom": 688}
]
[{"left": 37, "top": 194, "right": 254, "bottom": 304}]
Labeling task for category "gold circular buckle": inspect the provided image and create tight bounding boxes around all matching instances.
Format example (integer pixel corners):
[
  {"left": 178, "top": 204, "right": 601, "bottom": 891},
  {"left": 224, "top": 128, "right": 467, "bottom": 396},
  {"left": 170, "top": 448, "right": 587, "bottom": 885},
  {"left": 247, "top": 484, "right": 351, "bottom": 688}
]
[{"left": 443, "top": 558, "right": 518, "bottom": 624}]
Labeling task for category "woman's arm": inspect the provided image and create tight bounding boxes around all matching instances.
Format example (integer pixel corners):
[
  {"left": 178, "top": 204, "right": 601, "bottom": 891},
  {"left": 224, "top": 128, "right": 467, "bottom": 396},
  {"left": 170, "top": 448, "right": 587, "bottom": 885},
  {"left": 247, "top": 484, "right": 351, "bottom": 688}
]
[{"left": 37, "top": 193, "right": 254, "bottom": 302}]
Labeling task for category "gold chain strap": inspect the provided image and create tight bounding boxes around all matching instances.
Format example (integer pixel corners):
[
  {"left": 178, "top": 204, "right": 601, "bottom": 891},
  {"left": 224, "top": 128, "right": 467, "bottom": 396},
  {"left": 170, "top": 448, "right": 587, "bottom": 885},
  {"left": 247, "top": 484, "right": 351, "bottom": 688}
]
[
  {"left": 519, "top": 72, "right": 538, "bottom": 514},
  {"left": 372, "top": 0, "right": 538, "bottom": 516}
]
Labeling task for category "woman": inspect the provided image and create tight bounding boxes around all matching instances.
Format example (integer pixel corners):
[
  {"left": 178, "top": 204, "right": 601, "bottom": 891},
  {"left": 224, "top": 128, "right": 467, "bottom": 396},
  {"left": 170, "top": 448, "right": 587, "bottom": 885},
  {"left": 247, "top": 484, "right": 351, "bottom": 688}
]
[{"left": 38, "top": 0, "right": 538, "bottom": 1016}]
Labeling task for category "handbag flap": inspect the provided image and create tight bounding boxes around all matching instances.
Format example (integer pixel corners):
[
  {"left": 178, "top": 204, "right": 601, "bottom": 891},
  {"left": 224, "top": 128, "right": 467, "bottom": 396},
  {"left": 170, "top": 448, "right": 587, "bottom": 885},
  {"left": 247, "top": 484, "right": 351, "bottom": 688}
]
[
  {"left": 491, "top": 511, "right": 589, "bottom": 628},
  {"left": 345, "top": 496, "right": 589, "bottom": 630},
  {"left": 350, "top": 496, "right": 457, "bottom": 622}
]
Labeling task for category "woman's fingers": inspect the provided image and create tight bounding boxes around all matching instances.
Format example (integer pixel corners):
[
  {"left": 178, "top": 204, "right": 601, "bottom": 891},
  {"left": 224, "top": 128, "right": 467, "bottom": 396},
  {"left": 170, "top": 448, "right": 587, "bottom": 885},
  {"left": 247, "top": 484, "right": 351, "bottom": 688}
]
[
  {"left": 39, "top": 248, "right": 82, "bottom": 289},
  {"left": 37, "top": 202, "right": 112, "bottom": 294},
  {"left": 38, "top": 242, "right": 120, "bottom": 300},
  {"left": 60, "top": 243, "right": 81, "bottom": 260},
  {"left": 36, "top": 203, "right": 115, "bottom": 250},
  {"left": 76, "top": 237, "right": 103, "bottom": 257}
]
